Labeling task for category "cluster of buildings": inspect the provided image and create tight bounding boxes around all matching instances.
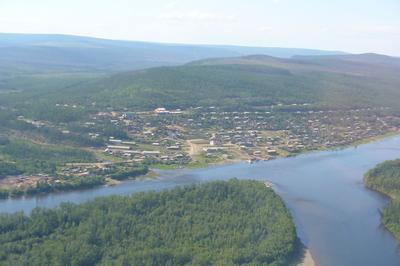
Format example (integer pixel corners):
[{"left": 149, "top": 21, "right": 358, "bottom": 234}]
[
  {"left": 104, "top": 135, "right": 190, "bottom": 164},
  {"left": 81, "top": 106, "right": 399, "bottom": 164}
]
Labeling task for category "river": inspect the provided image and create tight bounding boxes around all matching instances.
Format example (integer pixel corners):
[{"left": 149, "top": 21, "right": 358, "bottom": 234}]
[{"left": 1, "top": 135, "right": 400, "bottom": 266}]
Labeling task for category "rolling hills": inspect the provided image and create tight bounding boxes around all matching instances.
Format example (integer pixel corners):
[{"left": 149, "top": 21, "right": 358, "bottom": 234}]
[
  {"left": 0, "top": 33, "right": 345, "bottom": 79},
  {"left": 1, "top": 51, "right": 400, "bottom": 121},
  {"left": 14, "top": 53, "right": 400, "bottom": 110}
]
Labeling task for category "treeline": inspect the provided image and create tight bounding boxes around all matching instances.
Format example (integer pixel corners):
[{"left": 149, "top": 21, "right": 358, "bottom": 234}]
[
  {"left": 28, "top": 125, "right": 104, "bottom": 148},
  {"left": 0, "top": 176, "right": 106, "bottom": 199},
  {"left": 0, "top": 135, "right": 151, "bottom": 199},
  {"left": 89, "top": 65, "right": 319, "bottom": 110},
  {"left": 0, "top": 161, "right": 22, "bottom": 179},
  {"left": 0, "top": 110, "right": 103, "bottom": 147},
  {"left": 22, "top": 104, "right": 88, "bottom": 123},
  {"left": 3, "top": 56, "right": 400, "bottom": 118},
  {"left": 0, "top": 163, "right": 149, "bottom": 199},
  {"left": 0, "top": 162, "right": 149, "bottom": 199},
  {"left": 107, "top": 164, "right": 148, "bottom": 181},
  {"left": 0, "top": 102, "right": 89, "bottom": 124},
  {"left": 0, "top": 138, "right": 96, "bottom": 176},
  {"left": 364, "top": 159, "right": 400, "bottom": 239},
  {"left": 0, "top": 180, "right": 299, "bottom": 265},
  {"left": 67, "top": 121, "right": 129, "bottom": 140}
]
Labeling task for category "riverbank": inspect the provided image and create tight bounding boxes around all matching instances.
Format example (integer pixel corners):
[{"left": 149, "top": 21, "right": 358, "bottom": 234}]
[
  {"left": 342, "top": 131, "right": 400, "bottom": 149},
  {"left": 2, "top": 134, "right": 400, "bottom": 265},
  {"left": 364, "top": 159, "right": 400, "bottom": 240},
  {"left": 263, "top": 182, "right": 316, "bottom": 266},
  {"left": 0, "top": 180, "right": 300, "bottom": 265},
  {"left": 0, "top": 167, "right": 152, "bottom": 199},
  {"left": 288, "top": 130, "right": 400, "bottom": 158},
  {"left": 1, "top": 131, "right": 398, "bottom": 200},
  {"left": 299, "top": 249, "right": 316, "bottom": 266},
  {"left": 160, "top": 130, "right": 400, "bottom": 171}
]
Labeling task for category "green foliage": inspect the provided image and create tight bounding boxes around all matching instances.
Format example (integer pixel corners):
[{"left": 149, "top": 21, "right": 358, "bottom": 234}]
[
  {"left": 0, "top": 136, "right": 10, "bottom": 146},
  {"left": 108, "top": 164, "right": 148, "bottom": 180},
  {"left": 0, "top": 73, "right": 102, "bottom": 92},
  {"left": 0, "top": 180, "right": 298, "bottom": 265},
  {"left": 27, "top": 176, "right": 106, "bottom": 195},
  {"left": 365, "top": 159, "right": 400, "bottom": 239},
  {"left": 100, "top": 123, "right": 129, "bottom": 139},
  {"left": 2, "top": 54, "right": 400, "bottom": 121},
  {"left": 0, "top": 189, "right": 9, "bottom": 199},
  {"left": 1, "top": 176, "right": 106, "bottom": 199},
  {"left": 0, "top": 139, "right": 96, "bottom": 175},
  {"left": 0, "top": 161, "right": 22, "bottom": 179},
  {"left": 0, "top": 110, "right": 103, "bottom": 147},
  {"left": 365, "top": 159, "right": 400, "bottom": 199},
  {"left": 22, "top": 104, "right": 87, "bottom": 123}
]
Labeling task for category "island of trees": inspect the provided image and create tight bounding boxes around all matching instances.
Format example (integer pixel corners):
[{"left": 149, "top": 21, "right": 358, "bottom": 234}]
[
  {"left": 364, "top": 159, "right": 400, "bottom": 239},
  {"left": 0, "top": 179, "right": 300, "bottom": 265}
]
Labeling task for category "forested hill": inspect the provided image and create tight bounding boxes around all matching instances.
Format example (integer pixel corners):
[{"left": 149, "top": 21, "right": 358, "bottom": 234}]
[
  {"left": 11, "top": 52, "right": 399, "bottom": 113},
  {"left": 0, "top": 180, "right": 299, "bottom": 265}
]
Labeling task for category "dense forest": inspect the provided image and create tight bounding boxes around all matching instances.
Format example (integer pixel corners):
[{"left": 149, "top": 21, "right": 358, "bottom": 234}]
[
  {"left": 0, "top": 137, "right": 101, "bottom": 198},
  {"left": 0, "top": 180, "right": 299, "bottom": 265},
  {"left": 0, "top": 138, "right": 96, "bottom": 176},
  {"left": 364, "top": 159, "right": 400, "bottom": 239}
]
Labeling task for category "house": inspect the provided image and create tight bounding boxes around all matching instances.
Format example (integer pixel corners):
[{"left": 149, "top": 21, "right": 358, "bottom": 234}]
[
  {"left": 209, "top": 136, "right": 223, "bottom": 146},
  {"left": 154, "top": 108, "right": 170, "bottom": 114},
  {"left": 121, "top": 141, "right": 137, "bottom": 146},
  {"left": 167, "top": 146, "right": 180, "bottom": 150},
  {"left": 107, "top": 145, "right": 131, "bottom": 150},
  {"left": 203, "top": 147, "right": 224, "bottom": 153},
  {"left": 267, "top": 149, "right": 278, "bottom": 155},
  {"left": 143, "top": 151, "right": 161, "bottom": 156},
  {"left": 253, "top": 151, "right": 262, "bottom": 156},
  {"left": 109, "top": 139, "right": 123, "bottom": 144}
]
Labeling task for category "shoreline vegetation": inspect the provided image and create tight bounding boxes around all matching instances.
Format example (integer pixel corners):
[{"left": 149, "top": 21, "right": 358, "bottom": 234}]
[
  {"left": 0, "top": 180, "right": 304, "bottom": 266},
  {"left": 0, "top": 125, "right": 394, "bottom": 266},
  {"left": 299, "top": 249, "right": 316, "bottom": 266},
  {"left": 364, "top": 159, "right": 400, "bottom": 240},
  {"left": 154, "top": 131, "right": 400, "bottom": 170},
  {"left": 1, "top": 49, "right": 400, "bottom": 202},
  {"left": 0, "top": 162, "right": 149, "bottom": 199},
  {"left": 1, "top": 131, "right": 398, "bottom": 200}
]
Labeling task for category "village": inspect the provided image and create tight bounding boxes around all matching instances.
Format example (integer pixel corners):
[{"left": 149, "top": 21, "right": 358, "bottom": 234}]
[
  {"left": 4, "top": 103, "right": 399, "bottom": 193},
  {"left": 77, "top": 105, "right": 400, "bottom": 168}
]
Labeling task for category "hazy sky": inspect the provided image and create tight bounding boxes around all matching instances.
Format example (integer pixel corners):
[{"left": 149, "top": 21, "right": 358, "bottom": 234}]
[{"left": 0, "top": 0, "right": 399, "bottom": 55}]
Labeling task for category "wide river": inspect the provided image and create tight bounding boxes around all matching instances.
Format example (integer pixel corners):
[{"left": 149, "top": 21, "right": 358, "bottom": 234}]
[{"left": 2, "top": 136, "right": 400, "bottom": 265}]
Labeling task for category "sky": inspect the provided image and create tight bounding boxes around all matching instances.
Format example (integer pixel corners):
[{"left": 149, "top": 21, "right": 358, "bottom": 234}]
[{"left": 0, "top": 0, "right": 399, "bottom": 56}]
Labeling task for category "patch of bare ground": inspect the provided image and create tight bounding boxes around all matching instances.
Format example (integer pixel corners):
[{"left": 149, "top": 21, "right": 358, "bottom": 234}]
[{"left": 0, "top": 175, "right": 50, "bottom": 190}]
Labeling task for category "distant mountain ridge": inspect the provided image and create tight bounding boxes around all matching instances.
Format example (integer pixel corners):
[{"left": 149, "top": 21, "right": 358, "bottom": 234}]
[
  {"left": 1, "top": 34, "right": 399, "bottom": 114},
  {"left": 0, "top": 33, "right": 347, "bottom": 77},
  {"left": 190, "top": 53, "right": 400, "bottom": 79}
]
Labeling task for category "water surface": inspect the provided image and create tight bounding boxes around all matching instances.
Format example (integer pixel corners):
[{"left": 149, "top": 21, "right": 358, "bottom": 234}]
[{"left": 1, "top": 136, "right": 400, "bottom": 266}]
